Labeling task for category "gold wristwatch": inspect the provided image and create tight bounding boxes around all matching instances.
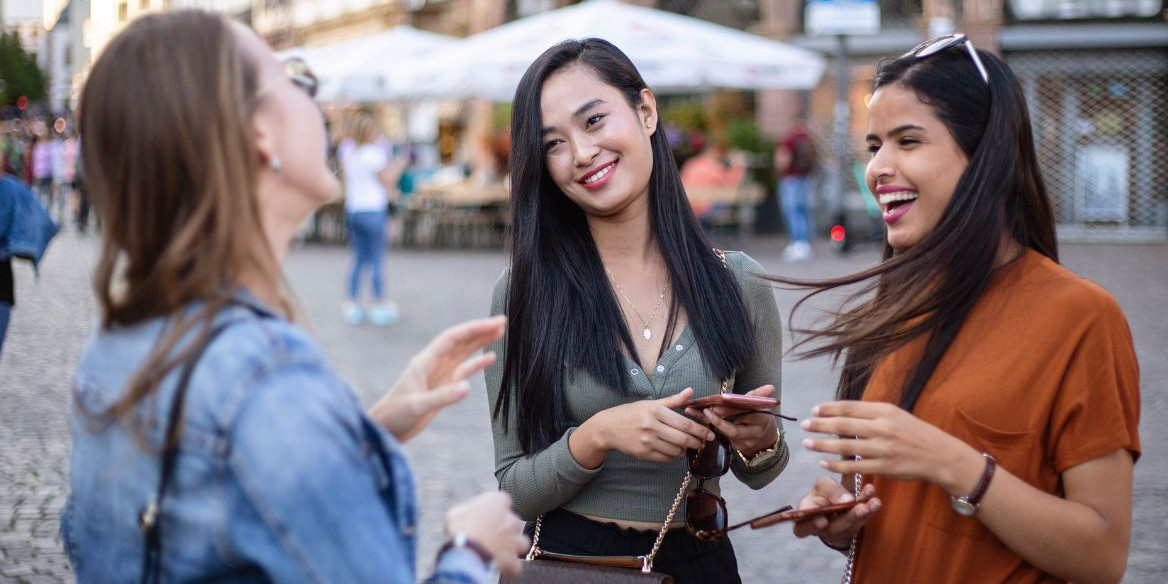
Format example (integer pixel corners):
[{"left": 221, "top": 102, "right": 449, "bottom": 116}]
[{"left": 736, "top": 429, "right": 783, "bottom": 468}]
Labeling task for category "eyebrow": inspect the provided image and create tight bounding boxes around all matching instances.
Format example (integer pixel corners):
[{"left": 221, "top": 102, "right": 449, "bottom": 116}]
[
  {"left": 541, "top": 98, "right": 607, "bottom": 136},
  {"left": 866, "top": 124, "right": 927, "bottom": 141}
]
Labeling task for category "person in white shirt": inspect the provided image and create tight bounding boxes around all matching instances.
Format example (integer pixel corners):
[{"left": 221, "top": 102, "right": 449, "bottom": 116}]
[{"left": 339, "top": 114, "right": 404, "bottom": 325}]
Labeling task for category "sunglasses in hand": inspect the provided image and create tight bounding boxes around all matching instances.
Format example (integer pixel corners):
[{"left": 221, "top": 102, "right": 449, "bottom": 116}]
[{"left": 684, "top": 422, "right": 856, "bottom": 541}]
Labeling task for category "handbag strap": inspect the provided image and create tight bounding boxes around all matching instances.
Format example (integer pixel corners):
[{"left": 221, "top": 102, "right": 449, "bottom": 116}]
[
  {"left": 840, "top": 465, "right": 863, "bottom": 584},
  {"left": 139, "top": 320, "right": 234, "bottom": 584}
]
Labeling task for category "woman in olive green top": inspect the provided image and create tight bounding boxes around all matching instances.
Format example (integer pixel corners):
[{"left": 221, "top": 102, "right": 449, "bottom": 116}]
[{"left": 484, "top": 39, "right": 788, "bottom": 584}]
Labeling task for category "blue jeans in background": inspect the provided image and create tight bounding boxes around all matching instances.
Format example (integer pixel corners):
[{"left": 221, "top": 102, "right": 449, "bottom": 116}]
[
  {"left": 780, "top": 175, "right": 816, "bottom": 244},
  {"left": 0, "top": 301, "right": 11, "bottom": 357},
  {"left": 345, "top": 210, "right": 388, "bottom": 301}
]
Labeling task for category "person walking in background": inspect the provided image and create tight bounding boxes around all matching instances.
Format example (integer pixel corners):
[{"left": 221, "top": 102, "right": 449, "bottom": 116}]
[
  {"left": 63, "top": 12, "right": 528, "bottom": 583},
  {"left": 339, "top": 113, "right": 404, "bottom": 325},
  {"left": 788, "top": 35, "right": 1139, "bottom": 583},
  {"left": 31, "top": 131, "right": 55, "bottom": 212},
  {"left": 775, "top": 122, "right": 818, "bottom": 262},
  {"left": 54, "top": 128, "right": 78, "bottom": 227},
  {"left": 487, "top": 39, "right": 789, "bottom": 584}
]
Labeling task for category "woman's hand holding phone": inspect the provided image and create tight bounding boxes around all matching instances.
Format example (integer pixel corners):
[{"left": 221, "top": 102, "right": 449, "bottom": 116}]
[
  {"left": 684, "top": 385, "right": 781, "bottom": 459},
  {"left": 791, "top": 476, "right": 882, "bottom": 550}
]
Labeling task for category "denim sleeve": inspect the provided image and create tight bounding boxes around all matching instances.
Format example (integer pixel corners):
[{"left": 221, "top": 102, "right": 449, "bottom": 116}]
[
  {"left": 229, "top": 359, "right": 490, "bottom": 584},
  {"left": 727, "top": 253, "right": 790, "bottom": 489}
]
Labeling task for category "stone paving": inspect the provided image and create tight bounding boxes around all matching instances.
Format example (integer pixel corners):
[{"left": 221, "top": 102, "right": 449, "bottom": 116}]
[{"left": 1, "top": 229, "right": 1165, "bottom": 583}]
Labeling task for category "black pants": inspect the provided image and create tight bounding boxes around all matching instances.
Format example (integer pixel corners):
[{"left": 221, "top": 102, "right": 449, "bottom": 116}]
[{"left": 528, "top": 510, "right": 742, "bottom": 584}]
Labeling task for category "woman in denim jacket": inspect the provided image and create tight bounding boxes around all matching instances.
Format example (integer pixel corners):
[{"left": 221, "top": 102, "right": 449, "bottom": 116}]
[{"left": 61, "top": 11, "right": 528, "bottom": 583}]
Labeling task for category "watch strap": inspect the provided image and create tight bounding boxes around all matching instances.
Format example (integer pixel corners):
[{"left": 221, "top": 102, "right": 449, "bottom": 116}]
[
  {"left": 439, "top": 532, "right": 494, "bottom": 569},
  {"left": 955, "top": 453, "right": 997, "bottom": 511}
]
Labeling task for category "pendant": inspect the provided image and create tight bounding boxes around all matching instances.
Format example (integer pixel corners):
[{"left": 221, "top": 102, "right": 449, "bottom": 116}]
[{"left": 643, "top": 328, "right": 652, "bottom": 341}]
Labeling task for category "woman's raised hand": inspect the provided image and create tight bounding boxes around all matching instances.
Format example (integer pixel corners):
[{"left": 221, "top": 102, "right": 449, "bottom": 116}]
[
  {"left": 800, "top": 400, "right": 982, "bottom": 494},
  {"left": 368, "top": 316, "right": 507, "bottom": 442},
  {"left": 570, "top": 388, "right": 716, "bottom": 468}
]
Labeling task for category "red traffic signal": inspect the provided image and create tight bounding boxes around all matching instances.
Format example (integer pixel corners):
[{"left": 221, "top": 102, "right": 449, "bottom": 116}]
[
  {"left": 16, "top": 96, "right": 28, "bottom": 110},
  {"left": 830, "top": 225, "right": 846, "bottom": 243}
]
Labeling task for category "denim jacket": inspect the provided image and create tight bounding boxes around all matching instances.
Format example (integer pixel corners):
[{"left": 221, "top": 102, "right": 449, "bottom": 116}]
[{"left": 62, "top": 292, "right": 491, "bottom": 584}]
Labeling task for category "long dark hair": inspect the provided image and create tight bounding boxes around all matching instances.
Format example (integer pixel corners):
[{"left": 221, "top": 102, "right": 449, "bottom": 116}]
[
  {"left": 495, "top": 38, "right": 756, "bottom": 454},
  {"left": 782, "top": 43, "right": 1056, "bottom": 411}
]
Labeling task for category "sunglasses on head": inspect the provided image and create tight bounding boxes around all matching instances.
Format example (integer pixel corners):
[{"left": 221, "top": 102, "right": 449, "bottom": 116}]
[
  {"left": 902, "top": 33, "right": 989, "bottom": 84},
  {"left": 283, "top": 57, "right": 319, "bottom": 98},
  {"left": 684, "top": 411, "right": 813, "bottom": 541}
]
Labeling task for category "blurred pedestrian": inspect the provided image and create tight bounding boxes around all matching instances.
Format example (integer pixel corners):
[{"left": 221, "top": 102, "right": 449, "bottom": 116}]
[
  {"left": 787, "top": 35, "right": 1140, "bottom": 584},
  {"left": 487, "top": 38, "right": 788, "bottom": 584},
  {"left": 0, "top": 175, "right": 58, "bottom": 358},
  {"left": 774, "top": 122, "right": 818, "bottom": 262},
  {"left": 72, "top": 140, "right": 91, "bottom": 233},
  {"left": 63, "top": 11, "right": 528, "bottom": 583},
  {"left": 31, "top": 131, "right": 55, "bottom": 210},
  {"left": 339, "top": 112, "right": 404, "bottom": 325},
  {"left": 53, "top": 127, "right": 78, "bottom": 225},
  {"left": 680, "top": 138, "right": 747, "bottom": 222}
]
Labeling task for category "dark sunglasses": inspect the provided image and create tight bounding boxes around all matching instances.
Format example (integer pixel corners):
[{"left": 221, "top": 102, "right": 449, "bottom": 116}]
[
  {"left": 284, "top": 57, "right": 319, "bottom": 99},
  {"left": 684, "top": 411, "right": 801, "bottom": 541},
  {"left": 902, "top": 33, "right": 989, "bottom": 84}
]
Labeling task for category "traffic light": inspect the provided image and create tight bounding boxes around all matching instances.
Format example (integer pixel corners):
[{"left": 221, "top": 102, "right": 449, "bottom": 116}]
[{"left": 16, "top": 96, "right": 27, "bottom": 111}]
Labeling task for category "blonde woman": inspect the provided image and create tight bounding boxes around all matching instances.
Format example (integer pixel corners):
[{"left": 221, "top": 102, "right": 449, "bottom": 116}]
[
  {"left": 339, "top": 113, "right": 405, "bottom": 325},
  {"left": 62, "top": 12, "right": 527, "bottom": 583}
]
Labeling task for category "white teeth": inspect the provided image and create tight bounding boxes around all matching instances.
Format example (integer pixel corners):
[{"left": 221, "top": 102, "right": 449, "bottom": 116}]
[
  {"left": 583, "top": 163, "right": 613, "bottom": 184},
  {"left": 878, "top": 191, "right": 918, "bottom": 205}
]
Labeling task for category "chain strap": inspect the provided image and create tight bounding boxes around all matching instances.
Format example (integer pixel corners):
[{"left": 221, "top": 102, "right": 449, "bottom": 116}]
[
  {"left": 645, "top": 472, "right": 691, "bottom": 572},
  {"left": 840, "top": 461, "right": 862, "bottom": 584},
  {"left": 525, "top": 515, "right": 543, "bottom": 561}
]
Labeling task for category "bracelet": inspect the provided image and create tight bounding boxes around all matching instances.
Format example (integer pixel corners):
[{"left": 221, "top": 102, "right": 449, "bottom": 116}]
[
  {"left": 439, "top": 532, "right": 495, "bottom": 570},
  {"left": 819, "top": 535, "right": 851, "bottom": 552}
]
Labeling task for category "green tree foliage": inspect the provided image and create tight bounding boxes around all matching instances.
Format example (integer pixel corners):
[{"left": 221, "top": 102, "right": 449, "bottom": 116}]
[{"left": 0, "top": 31, "right": 48, "bottom": 107}]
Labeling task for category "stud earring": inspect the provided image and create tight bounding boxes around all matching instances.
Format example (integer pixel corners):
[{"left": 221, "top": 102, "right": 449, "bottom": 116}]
[{"left": 270, "top": 155, "right": 282, "bottom": 174}]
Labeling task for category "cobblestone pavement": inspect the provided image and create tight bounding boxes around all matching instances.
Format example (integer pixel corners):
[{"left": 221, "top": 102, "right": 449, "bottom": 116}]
[{"left": 2, "top": 230, "right": 1165, "bottom": 583}]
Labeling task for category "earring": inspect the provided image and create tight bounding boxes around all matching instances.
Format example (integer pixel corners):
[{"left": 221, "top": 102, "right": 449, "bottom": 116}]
[{"left": 269, "top": 155, "right": 282, "bottom": 174}]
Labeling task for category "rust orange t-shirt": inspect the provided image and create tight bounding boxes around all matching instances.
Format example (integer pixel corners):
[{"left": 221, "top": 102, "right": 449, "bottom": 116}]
[{"left": 853, "top": 250, "right": 1141, "bottom": 584}]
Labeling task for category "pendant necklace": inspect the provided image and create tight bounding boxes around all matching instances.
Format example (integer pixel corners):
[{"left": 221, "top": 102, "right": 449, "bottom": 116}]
[{"left": 608, "top": 274, "right": 668, "bottom": 341}]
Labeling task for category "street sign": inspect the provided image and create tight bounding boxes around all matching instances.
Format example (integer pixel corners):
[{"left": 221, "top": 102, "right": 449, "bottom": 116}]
[{"left": 805, "top": 0, "right": 881, "bottom": 36}]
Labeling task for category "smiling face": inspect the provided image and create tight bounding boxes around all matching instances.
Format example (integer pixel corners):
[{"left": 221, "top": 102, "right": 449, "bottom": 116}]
[
  {"left": 865, "top": 83, "right": 969, "bottom": 252},
  {"left": 539, "top": 65, "right": 658, "bottom": 218}
]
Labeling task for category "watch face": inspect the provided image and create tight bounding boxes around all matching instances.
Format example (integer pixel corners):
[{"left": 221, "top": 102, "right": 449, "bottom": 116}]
[{"left": 950, "top": 497, "right": 976, "bottom": 516}]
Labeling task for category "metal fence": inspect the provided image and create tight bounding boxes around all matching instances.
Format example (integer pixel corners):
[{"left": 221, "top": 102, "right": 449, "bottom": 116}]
[{"left": 1010, "top": 49, "right": 1168, "bottom": 242}]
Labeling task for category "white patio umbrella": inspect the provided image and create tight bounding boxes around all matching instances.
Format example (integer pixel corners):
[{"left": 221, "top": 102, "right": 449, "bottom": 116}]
[
  {"left": 399, "top": 0, "right": 826, "bottom": 101},
  {"left": 278, "top": 25, "right": 458, "bottom": 102}
]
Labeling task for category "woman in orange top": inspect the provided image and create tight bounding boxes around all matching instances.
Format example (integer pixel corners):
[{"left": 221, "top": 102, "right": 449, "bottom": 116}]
[{"left": 787, "top": 35, "right": 1140, "bottom": 583}]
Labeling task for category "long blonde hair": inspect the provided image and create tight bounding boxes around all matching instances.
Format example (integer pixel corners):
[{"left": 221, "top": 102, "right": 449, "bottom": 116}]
[{"left": 79, "top": 11, "right": 283, "bottom": 433}]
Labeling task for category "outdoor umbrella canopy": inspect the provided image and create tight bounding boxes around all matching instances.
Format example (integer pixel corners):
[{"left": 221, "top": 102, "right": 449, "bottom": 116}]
[
  {"left": 278, "top": 25, "right": 458, "bottom": 102},
  {"left": 399, "top": 0, "right": 827, "bottom": 101}
]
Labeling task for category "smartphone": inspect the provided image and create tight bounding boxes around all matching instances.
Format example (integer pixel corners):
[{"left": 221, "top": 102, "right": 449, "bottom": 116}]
[
  {"left": 684, "top": 394, "right": 779, "bottom": 411},
  {"left": 752, "top": 501, "right": 861, "bottom": 529}
]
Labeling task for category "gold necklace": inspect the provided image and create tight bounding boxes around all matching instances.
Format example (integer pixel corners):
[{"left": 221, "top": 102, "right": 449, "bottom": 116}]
[{"left": 608, "top": 273, "right": 668, "bottom": 341}]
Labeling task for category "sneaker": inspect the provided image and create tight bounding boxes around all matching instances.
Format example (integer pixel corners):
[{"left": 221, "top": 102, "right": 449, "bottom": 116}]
[
  {"left": 343, "top": 301, "right": 365, "bottom": 325},
  {"left": 368, "top": 301, "right": 400, "bottom": 326},
  {"left": 783, "top": 241, "right": 813, "bottom": 263}
]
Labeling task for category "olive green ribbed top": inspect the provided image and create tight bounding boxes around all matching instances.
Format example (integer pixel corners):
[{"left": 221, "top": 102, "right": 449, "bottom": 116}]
[{"left": 485, "top": 251, "right": 789, "bottom": 523}]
